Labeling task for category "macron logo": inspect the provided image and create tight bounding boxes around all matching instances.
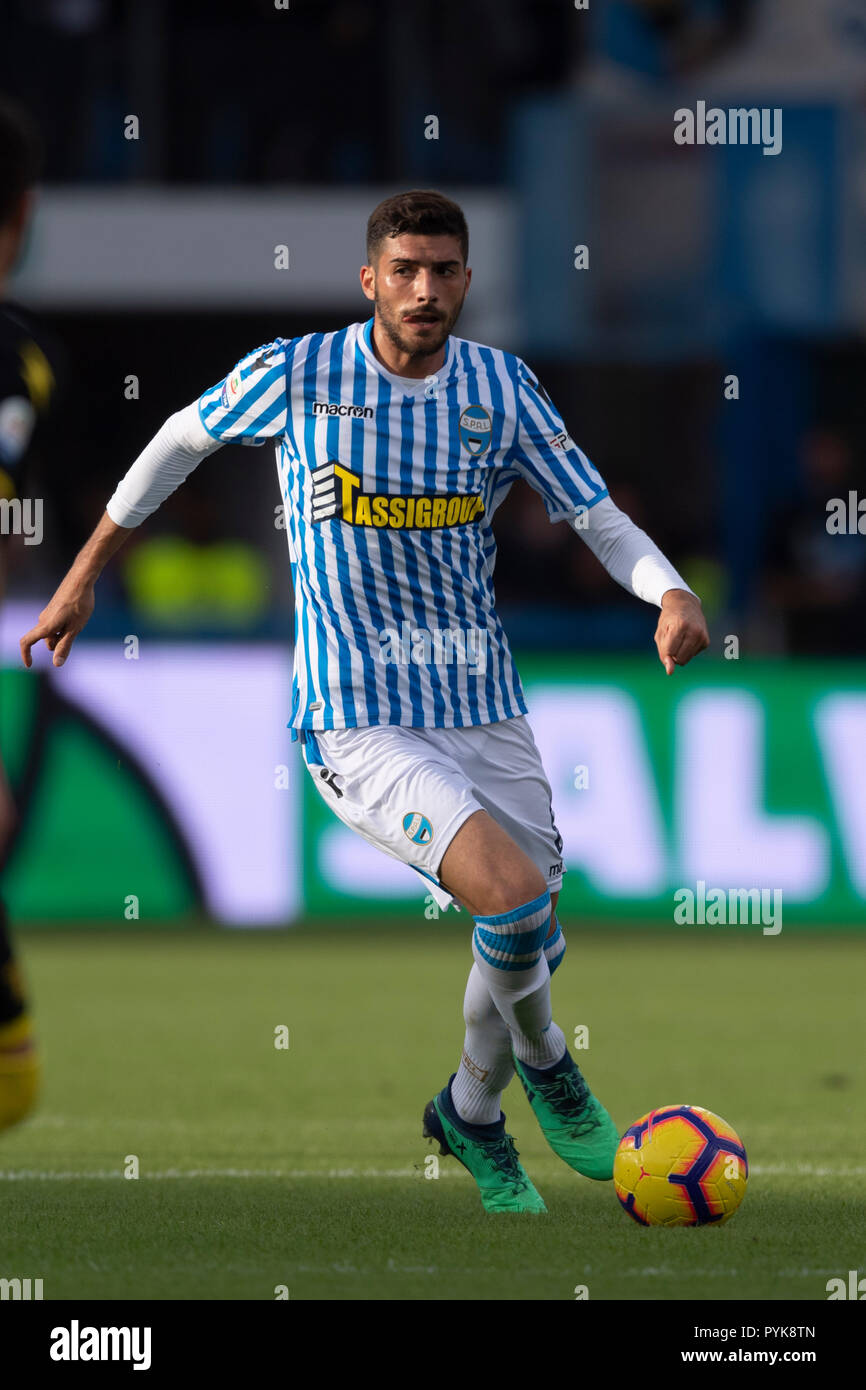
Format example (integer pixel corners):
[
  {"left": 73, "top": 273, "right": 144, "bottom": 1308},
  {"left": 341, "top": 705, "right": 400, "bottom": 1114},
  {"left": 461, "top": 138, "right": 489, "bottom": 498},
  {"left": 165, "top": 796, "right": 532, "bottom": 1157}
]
[
  {"left": 312, "top": 400, "right": 374, "bottom": 419},
  {"left": 50, "top": 1321, "right": 152, "bottom": 1371}
]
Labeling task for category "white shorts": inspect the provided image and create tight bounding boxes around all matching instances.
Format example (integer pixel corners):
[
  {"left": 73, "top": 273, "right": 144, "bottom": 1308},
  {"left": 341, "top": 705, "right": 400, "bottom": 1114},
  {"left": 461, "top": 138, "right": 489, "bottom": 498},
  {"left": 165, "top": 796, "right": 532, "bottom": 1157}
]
[{"left": 299, "top": 716, "right": 564, "bottom": 910}]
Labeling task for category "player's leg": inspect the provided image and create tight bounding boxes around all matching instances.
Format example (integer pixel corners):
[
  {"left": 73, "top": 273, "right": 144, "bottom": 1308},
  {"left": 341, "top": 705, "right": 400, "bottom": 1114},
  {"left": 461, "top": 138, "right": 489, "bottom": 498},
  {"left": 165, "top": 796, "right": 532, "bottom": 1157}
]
[
  {"left": 421, "top": 811, "right": 573, "bottom": 1208},
  {"left": 439, "top": 720, "right": 619, "bottom": 1181},
  {"left": 454, "top": 887, "right": 563, "bottom": 1124},
  {"left": 438, "top": 810, "right": 568, "bottom": 1074},
  {"left": 439, "top": 717, "right": 569, "bottom": 1123},
  {"left": 0, "top": 771, "right": 40, "bottom": 1132},
  {"left": 300, "top": 726, "right": 547, "bottom": 1212}
]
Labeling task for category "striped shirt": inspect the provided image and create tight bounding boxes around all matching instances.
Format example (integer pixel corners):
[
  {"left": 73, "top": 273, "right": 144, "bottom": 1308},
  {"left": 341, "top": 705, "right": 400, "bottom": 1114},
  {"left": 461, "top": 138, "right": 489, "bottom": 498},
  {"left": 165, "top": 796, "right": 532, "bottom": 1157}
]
[{"left": 197, "top": 317, "right": 608, "bottom": 732}]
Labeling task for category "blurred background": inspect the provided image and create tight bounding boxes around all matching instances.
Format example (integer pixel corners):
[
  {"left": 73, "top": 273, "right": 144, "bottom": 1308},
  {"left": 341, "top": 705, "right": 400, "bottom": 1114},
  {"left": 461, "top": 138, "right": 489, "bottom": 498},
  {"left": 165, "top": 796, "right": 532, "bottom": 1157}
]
[{"left": 1, "top": 0, "right": 865, "bottom": 927}]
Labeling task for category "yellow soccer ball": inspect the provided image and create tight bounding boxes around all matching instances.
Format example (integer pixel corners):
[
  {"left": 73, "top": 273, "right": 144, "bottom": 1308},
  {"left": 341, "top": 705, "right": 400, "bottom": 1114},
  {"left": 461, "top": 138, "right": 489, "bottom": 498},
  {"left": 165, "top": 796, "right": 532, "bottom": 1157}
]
[{"left": 614, "top": 1104, "right": 748, "bottom": 1227}]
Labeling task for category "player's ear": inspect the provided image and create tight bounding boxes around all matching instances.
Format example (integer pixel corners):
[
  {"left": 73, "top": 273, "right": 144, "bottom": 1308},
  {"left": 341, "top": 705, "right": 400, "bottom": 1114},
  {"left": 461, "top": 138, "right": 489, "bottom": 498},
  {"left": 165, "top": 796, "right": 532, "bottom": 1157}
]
[{"left": 359, "top": 264, "right": 375, "bottom": 302}]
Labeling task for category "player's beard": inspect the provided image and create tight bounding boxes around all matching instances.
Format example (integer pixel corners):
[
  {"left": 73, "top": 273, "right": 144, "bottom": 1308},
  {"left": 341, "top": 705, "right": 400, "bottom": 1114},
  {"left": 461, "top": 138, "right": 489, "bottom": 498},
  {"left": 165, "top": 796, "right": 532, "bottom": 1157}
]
[{"left": 374, "top": 287, "right": 465, "bottom": 365}]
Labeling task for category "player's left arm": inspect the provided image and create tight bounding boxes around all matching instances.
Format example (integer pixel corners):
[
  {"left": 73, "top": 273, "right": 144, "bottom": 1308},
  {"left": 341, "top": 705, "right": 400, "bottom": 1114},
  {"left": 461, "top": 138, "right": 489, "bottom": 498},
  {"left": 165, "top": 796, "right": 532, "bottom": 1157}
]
[
  {"left": 575, "top": 497, "right": 709, "bottom": 674},
  {"left": 508, "top": 359, "right": 709, "bottom": 674},
  {"left": 651, "top": 586, "right": 709, "bottom": 675}
]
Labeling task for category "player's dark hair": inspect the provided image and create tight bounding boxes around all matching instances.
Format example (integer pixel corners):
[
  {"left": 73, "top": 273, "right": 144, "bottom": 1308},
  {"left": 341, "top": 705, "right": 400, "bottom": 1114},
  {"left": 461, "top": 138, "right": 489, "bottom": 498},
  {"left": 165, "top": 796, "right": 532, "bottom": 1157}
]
[
  {"left": 0, "top": 96, "right": 43, "bottom": 227},
  {"left": 366, "top": 190, "right": 468, "bottom": 267}
]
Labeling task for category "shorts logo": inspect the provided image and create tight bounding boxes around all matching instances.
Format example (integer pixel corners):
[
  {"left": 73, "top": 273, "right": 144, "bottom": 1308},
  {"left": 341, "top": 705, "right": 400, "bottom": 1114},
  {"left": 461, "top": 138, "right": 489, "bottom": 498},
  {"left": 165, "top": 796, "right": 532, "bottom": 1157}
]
[
  {"left": 458, "top": 405, "right": 493, "bottom": 456},
  {"left": 403, "top": 812, "right": 433, "bottom": 845},
  {"left": 310, "top": 462, "right": 485, "bottom": 530},
  {"left": 319, "top": 768, "right": 343, "bottom": 799},
  {"left": 549, "top": 861, "right": 563, "bottom": 878},
  {"left": 550, "top": 430, "right": 574, "bottom": 451}
]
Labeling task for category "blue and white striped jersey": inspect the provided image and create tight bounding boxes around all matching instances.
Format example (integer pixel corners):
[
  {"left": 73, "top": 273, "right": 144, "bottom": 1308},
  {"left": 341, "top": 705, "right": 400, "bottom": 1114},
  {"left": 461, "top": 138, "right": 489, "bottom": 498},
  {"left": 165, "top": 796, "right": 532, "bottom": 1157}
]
[{"left": 197, "top": 318, "right": 608, "bottom": 732}]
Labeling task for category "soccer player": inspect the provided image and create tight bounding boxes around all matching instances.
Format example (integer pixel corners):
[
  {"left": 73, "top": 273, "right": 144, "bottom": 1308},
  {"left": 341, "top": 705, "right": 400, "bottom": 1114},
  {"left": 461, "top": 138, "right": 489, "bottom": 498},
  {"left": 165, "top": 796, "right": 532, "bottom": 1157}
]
[
  {"left": 20, "top": 190, "right": 709, "bottom": 1209},
  {"left": 0, "top": 97, "right": 54, "bottom": 1131}
]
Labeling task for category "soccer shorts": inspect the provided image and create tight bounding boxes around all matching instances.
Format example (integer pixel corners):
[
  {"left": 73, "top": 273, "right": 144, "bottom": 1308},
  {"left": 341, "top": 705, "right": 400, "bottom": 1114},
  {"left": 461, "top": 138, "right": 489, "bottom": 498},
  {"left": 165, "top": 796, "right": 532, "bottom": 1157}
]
[{"left": 299, "top": 716, "right": 564, "bottom": 910}]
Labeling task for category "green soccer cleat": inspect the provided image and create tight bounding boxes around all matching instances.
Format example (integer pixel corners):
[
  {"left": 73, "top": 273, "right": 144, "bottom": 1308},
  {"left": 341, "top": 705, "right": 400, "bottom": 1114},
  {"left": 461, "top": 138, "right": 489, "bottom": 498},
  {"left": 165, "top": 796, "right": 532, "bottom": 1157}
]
[
  {"left": 513, "top": 1049, "right": 620, "bottom": 1181},
  {"left": 423, "top": 1074, "right": 547, "bottom": 1214}
]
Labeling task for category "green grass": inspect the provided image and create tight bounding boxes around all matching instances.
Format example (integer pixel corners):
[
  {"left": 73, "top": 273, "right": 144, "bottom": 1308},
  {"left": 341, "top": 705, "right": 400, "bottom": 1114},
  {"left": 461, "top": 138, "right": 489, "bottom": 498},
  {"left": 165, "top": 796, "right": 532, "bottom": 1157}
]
[{"left": 1, "top": 925, "right": 863, "bottom": 1300}]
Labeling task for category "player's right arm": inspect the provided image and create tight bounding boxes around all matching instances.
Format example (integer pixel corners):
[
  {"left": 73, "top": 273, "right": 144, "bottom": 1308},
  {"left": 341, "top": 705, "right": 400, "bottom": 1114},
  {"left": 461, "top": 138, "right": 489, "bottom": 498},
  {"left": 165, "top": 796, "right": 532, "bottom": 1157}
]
[
  {"left": 20, "top": 509, "right": 124, "bottom": 667},
  {"left": 20, "top": 338, "right": 291, "bottom": 668}
]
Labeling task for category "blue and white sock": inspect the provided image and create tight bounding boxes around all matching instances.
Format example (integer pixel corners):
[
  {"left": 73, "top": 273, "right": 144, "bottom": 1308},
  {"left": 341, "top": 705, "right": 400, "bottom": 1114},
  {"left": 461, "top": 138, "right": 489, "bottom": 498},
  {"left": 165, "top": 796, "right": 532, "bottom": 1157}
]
[
  {"left": 545, "top": 917, "right": 566, "bottom": 976},
  {"left": 451, "top": 965, "right": 515, "bottom": 1125},
  {"left": 452, "top": 916, "right": 569, "bottom": 1123},
  {"left": 471, "top": 891, "right": 567, "bottom": 1071}
]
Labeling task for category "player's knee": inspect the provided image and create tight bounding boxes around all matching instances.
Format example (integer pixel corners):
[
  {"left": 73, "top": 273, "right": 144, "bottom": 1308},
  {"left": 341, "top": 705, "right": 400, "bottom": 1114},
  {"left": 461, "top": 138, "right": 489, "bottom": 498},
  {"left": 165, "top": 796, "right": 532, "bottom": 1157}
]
[
  {"left": 475, "top": 866, "right": 547, "bottom": 919},
  {"left": 472, "top": 888, "right": 551, "bottom": 982}
]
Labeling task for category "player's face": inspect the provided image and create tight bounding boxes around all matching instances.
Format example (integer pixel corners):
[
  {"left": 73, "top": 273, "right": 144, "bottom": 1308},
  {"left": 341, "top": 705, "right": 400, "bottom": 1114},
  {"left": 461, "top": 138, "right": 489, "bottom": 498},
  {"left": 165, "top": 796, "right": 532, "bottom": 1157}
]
[{"left": 362, "top": 234, "right": 470, "bottom": 360}]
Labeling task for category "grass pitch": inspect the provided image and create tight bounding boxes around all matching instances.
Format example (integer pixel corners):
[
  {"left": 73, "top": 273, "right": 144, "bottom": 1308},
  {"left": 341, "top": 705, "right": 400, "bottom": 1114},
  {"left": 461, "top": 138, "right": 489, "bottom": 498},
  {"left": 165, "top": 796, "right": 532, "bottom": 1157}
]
[{"left": 1, "top": 924, "right": 863, "bottom": 1301}]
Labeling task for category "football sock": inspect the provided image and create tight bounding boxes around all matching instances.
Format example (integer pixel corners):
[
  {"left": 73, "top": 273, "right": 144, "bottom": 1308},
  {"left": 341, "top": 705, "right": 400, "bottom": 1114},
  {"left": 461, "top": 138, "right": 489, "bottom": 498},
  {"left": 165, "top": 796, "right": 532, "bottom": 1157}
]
[
  {"left": 452, "top": 921, "right": 569, "bottom": 1123},
  {"left": 544, "top": 917, "right": 566, "bottom": 976},
  {"left": 471, "top": 891, "right": 567, "bottom": 1071},
  {"left": 514, "top": 1046, "right": 574, "bottom": 1083},
  {"left": 452, "top": 964, "right": 514, "bottom": 1124}
]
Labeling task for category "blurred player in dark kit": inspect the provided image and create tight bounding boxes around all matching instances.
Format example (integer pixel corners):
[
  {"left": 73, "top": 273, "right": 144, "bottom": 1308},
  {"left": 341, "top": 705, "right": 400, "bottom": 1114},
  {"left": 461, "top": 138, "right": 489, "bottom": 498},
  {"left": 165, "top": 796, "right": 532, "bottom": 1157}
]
[{"left": 0, "top": 96, "right": 56, "bottom": 1130}]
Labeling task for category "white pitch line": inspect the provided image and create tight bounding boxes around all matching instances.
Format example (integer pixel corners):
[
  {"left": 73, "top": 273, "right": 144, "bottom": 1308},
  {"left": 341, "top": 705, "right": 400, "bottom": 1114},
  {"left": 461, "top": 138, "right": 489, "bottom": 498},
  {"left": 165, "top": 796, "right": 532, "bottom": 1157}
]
[
  {"left": 0, "top": 1166, "right": 437, "bottom": 1181},
  {"left": 619, "top": 1267, "right": 836, "bottom": 1279},
  {"left": 0, "top": 1161, "right": 862, "bottom": 1182},
  {"left": 749, "top": 1163, "right": 866, "bottom": 1177}
]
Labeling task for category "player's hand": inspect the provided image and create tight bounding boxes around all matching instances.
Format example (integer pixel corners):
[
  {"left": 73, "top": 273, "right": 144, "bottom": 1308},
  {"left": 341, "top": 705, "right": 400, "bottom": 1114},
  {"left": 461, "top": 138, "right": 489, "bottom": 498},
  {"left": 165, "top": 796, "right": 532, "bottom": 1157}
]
[
  {"left": 20, "top": 581, "right": 95, "bottom": 669},
  {"left": 654, "top": 589, "right": 709, "bottom": 675}
]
